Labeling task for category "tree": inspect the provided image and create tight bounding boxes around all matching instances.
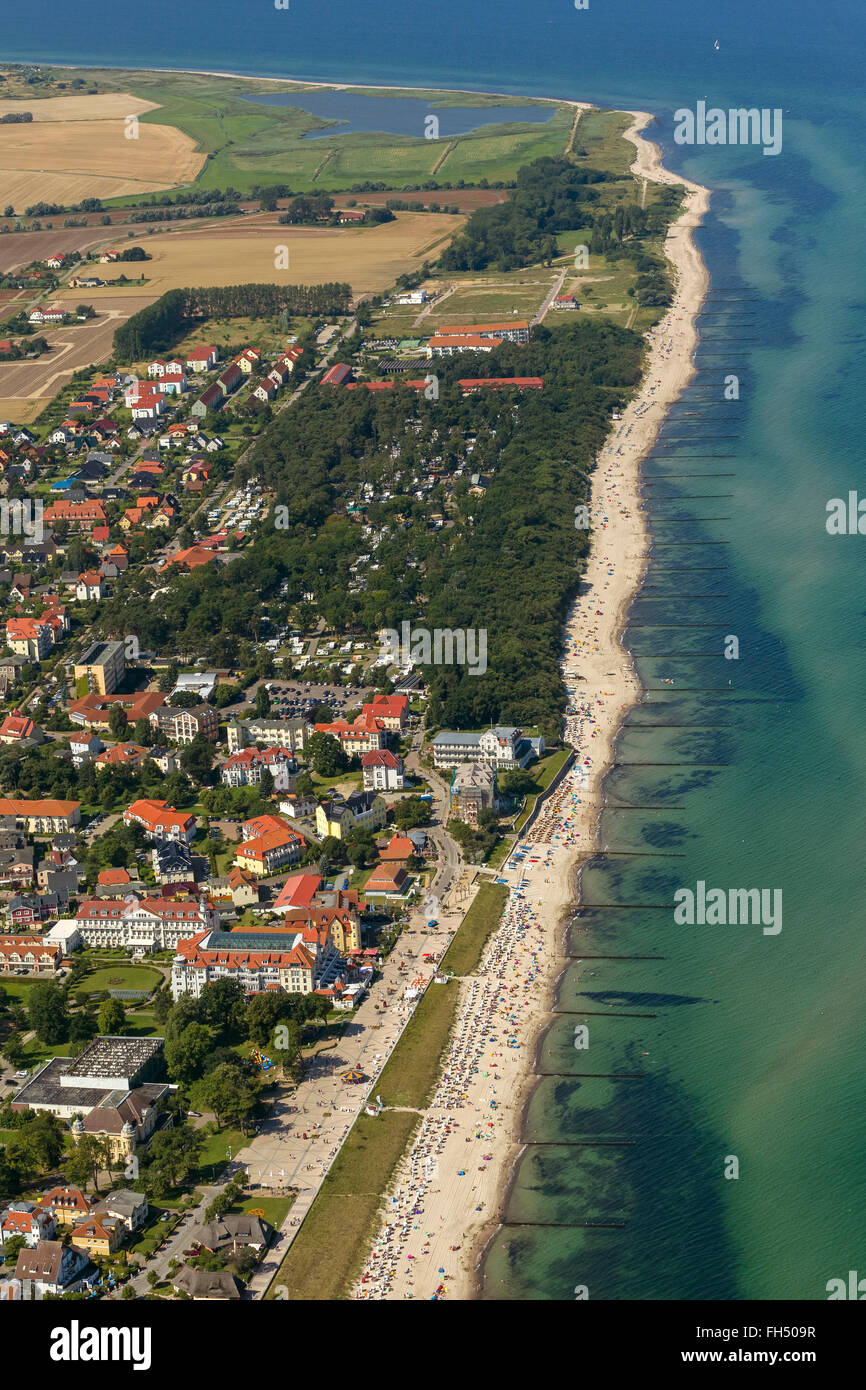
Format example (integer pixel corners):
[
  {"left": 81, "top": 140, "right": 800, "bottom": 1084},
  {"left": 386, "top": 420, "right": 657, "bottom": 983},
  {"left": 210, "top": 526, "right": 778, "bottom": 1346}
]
[
  {"left": 245, "top": 991, "right": 287, "bottom": 1047},
  {"left": 393, "top": 796, "right": 431, "bottom": 830},
  {"left": 122, "top": 1283, "right": 136, "bottom": 1300},
  {"left": 3, "top": 1234, "right": 26, "bottom": 1266},
  {"left": 108, "top": 706, "right": 129, "bottom": 740},
  {"left": 180, "top": 733, "right": 214, "bottom": 784},
  {"left": 152, "top": 987, "right": 172, "bottom": 1024},
  {"left": 255, "top": 685, "right": 271, "bottom": 717},
  {"left": 64, "top": 1135, "right": 110, "bottom": 1192},
  {"left": 17, "top": 1111, "right": 65, "bottom": 1172},
  {"left": 98, "top": 998, "right": 126, "bottom": 1035},
  {"left": 168, "top": 690, "right": 201, "bottom": 709},
  {"left": 189, "top": 1065, "right": 249, "bottom": 1130},
  {"left": 500, "top": 769, "right": 536, "bottom": 798},
  {"left": 133, "top": 718, "right": 156, "bottom": 746},
  {"left": 197, "top": 978, "right": 244, "bottom": 1036},
  {"left": 164, "top": 1023, "right": 214, "bottom": 1084},
  {"left": 140, "top": 1124, "right": 203, "bottom": 1195},
  {"left": 1, "top": 1031, "right": 25, "bottom": 1068},
  {"left": 304, "top": 732, "right": 347, "bottom": 777},
  {"left": 271, "top": 1019, "right": 303, "bottom": 1079},
  {"left": 27, "top": 980, "right": 69, "bottom": 1045}
]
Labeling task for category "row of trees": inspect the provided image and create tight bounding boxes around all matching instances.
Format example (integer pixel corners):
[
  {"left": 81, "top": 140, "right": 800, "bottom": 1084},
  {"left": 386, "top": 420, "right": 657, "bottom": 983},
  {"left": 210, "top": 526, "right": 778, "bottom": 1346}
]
[{"left": 112, "top": 281, "right": 351, "bottom": 360}]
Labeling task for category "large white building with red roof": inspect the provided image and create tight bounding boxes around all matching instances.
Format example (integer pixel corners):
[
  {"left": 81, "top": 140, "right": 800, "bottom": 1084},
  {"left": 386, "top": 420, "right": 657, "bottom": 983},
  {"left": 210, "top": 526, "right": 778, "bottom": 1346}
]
[
  {"left": 361, "top": 748, "right": 405, "bottom": 790},
  {"left": 74, "top": 894, "right": 217, "bottom": 950},
  {"left": 170, "top": 926, "right": 342, "bottom": 999}
]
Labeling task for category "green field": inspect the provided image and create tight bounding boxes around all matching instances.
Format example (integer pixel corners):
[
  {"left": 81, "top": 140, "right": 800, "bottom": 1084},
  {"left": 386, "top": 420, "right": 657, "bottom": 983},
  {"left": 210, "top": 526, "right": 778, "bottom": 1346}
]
[
  {"left": 51, "top": 68, "right": 575, "bottom": 199},
  {"left": 374, "top": 979, "right": 458, "bottom": 1109},
  {"left": 264, "top": 1110, "right": 418, "bottom": 1301},
  {"left": 75, "top": 965, "right": 163, "bottom": 996},
  {"left": 439, "top": 880, "right": 508, "bottom": 977}
]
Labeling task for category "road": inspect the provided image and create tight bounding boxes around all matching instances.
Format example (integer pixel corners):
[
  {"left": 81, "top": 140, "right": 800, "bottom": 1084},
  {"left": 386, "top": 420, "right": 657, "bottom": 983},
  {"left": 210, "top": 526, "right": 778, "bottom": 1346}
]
[
  {"left": 242, "top": 747, "right": 467, "bottom": 1299},
  {"left": 532, "top": 265, "right": 569, "bottom": 324}
]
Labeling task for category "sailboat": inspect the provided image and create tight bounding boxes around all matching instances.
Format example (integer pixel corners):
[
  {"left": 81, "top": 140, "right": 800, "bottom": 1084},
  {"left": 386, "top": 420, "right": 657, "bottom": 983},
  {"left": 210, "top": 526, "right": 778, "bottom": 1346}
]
[{"left": 714, "top": 39, "right": 720, "bottom": 50}]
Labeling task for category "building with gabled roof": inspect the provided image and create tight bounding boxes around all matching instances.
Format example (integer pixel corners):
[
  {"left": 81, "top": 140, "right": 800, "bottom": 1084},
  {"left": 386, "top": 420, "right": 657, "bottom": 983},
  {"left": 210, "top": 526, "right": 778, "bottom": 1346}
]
[
  {"left": 123, "top": 799, "right": 196, "bottom": 844},
  {"left": 74, "top": 893, "right": 216, "bottom": 950},
  {"left": 171, "top": 927, "right": 340, "bottom": 999}
]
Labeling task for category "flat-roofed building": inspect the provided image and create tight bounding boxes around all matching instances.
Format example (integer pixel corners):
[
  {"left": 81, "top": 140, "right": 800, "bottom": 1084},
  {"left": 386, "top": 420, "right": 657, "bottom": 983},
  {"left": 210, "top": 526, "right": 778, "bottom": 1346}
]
[{"left": 73, "top": 639, "right": 126, "bottom": 696}]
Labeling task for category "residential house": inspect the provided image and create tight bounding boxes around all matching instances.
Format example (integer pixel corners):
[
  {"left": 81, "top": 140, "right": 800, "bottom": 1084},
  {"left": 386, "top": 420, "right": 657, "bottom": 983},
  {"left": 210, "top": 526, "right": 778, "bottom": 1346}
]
[
  {"left": 235, "top": 815, "right": 305, "bottom": 877},
  {"left": 150, "top": 703, "right": 218, "bottom": 744},
  {"left": 315, "top": 791, "right": 386, "bottom": 840},
  {"left": 361, "top": 748, "right": 405, "bottom": 791},
  {"left": 123, "top": 799, "right": 196, "bottom": 844},
  {"left": 0, "top": 799, "right": 80, "bottom": 833},
  {"left": 14, "top": 1241, "right": 95, "bottom": 1298}
]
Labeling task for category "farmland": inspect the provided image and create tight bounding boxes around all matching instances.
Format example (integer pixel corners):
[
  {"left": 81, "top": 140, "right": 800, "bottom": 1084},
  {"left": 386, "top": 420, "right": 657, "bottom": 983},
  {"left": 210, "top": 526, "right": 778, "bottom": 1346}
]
[
  {"left": 24, "top": 67, "right": 574, "bottom": 200},
  {"left": 0, "top": 293, "right": 152, "bottom": 420},
  {"left": 55, "top": 211, "right": 463, "bottom": 303},
  {"left": 0, "top": 93, "right": 205, "bottom": 211},
  {"left": 0, "top": 210, "right": 460, "bottom": 421}
]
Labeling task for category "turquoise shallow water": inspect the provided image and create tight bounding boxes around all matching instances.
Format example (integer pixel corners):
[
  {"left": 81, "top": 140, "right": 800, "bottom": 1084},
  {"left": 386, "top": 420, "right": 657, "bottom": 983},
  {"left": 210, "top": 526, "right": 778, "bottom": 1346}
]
[{"left": 5, "top": 0, "right": 865, "bottom": 1300}]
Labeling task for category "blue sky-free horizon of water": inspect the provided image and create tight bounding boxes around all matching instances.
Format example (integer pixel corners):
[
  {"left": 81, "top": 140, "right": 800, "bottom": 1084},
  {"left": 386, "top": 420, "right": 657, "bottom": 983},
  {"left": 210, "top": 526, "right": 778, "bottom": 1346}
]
[{"left": 4, "top": 0, "right": 866, "bottom": 1301}]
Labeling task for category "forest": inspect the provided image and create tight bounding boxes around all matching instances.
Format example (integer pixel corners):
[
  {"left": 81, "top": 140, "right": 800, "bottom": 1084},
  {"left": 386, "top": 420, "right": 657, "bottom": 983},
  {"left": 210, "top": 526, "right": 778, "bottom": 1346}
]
[
  {"left": 94, "top": 317, "right": 643, "bottom": 736},
  {"left": 112, "top": 281, "right": 351, "bottom": 360}
]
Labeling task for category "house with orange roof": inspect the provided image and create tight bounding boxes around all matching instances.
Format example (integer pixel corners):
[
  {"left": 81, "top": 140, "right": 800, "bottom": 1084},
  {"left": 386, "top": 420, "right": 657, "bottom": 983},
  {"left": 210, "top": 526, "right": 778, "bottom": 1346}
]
[
  {"left": 272, "top": 873, "right": 322, "bottom": 913},
  {"left": 0, "top": 799, "right": 80, "bottom": 832},
  {"left": 95, "top": 743, "right": 148, "bottom": 772},
  {"left": 75, "top": 571, "right": 105, "bottom": 602},
  {"left": 363, "top": 864, "right": 411, "bottom": 900},
  {"left": 123, "top": 799, "right": 196, "bottom": 845},
  {"left": 5, "top": 616, "right": 53, "bottom": 661},
  {"left": 97, "top": 867, "right": 131, "bottom": 887},
  {"left": 0, "top": 709, "right": 42, "bottom": 745},
  {"left": 235, "top": 815, "right": 305, "bottom": 877},
  {"left": 379, "top": 833, "right": 415, "bottom": 863},
  {"left": 363, "top": 692, "right": 409, "bottom": 732},
  {"left": 161, "top": 546, "right": 220, "bottom": 572},
  {"left": 314, "top": 714, "right": 387, "bottom": 755},
  {"left": 68, "top": 691, "right": 165, "bottom": 731},
  {"left": 42, "top": 499, "right": 107, "bottom": 532},
  {"left": 69, "top": 1214, "right": 122, "bottom": 1258}
]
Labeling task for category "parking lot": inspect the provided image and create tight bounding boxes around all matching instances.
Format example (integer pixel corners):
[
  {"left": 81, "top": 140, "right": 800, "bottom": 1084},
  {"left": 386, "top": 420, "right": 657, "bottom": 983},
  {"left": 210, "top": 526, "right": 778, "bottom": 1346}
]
[{"left": 254, "top": 680, "right": 377, "bottom": 721}]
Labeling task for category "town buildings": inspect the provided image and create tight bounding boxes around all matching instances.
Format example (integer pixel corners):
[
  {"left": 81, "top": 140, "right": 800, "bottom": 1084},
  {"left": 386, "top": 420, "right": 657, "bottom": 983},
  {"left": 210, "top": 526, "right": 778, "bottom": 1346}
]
[
  {"left": 72, "top": 894, "right": 216, "bottom": 950},
  {"left": 73, "top": 639, "right": 126, "bottom": 695},
  {"left": 432, "top": 726, "right": 545, "bottom": 771}
]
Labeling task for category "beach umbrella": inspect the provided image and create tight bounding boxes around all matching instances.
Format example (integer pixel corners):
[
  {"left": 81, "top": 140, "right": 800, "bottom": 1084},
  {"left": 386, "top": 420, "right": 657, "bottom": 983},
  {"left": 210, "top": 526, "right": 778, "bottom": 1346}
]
[{"left": 340, "top": 1068, "right": 365, "bottom": 1083}]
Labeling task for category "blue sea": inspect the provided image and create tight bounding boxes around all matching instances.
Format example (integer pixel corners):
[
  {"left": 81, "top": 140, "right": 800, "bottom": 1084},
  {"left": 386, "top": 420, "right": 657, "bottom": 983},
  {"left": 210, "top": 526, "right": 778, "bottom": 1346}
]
[{"left": 5, "top": 0, "right": 866, "bottom": 1300}]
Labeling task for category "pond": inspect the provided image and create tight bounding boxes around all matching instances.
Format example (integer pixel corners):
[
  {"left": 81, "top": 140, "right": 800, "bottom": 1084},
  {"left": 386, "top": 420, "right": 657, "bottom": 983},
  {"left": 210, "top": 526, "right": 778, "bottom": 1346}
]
[{"left": 241, "top": 88, "right": 554, "bottom": 140}]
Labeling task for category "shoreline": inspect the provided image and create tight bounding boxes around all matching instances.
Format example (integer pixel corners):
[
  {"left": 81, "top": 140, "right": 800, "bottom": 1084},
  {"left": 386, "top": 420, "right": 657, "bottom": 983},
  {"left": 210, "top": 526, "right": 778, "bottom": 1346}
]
[
  {"left": 351, "top": 111, "right": 709, "bottom": 1302},
  {"left": 471, "top": 111, "right": 710, "bottom": 1299},
  {"left": 7, "top": 57, "right": 592, "bottom": 113}
]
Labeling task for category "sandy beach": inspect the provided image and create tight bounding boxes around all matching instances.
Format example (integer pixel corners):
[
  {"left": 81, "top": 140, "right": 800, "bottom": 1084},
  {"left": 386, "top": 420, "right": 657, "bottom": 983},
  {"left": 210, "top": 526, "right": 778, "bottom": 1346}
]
[{"left": 351, "top": 112, "right": 709, "bottom": 1302}]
